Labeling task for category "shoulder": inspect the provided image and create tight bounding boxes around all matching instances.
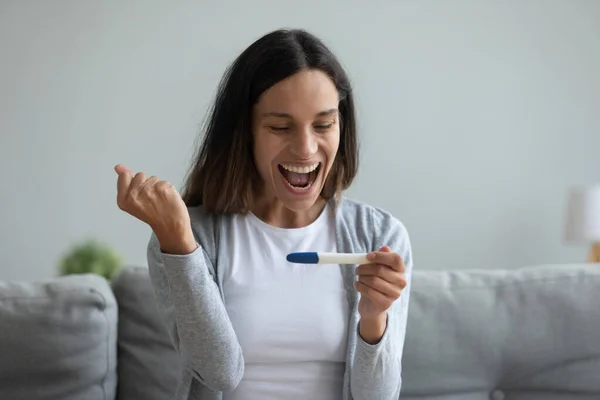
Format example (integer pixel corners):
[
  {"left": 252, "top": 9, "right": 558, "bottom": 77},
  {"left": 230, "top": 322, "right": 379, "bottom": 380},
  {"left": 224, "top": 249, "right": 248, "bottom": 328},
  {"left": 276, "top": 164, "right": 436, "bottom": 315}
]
[
  {"left": 337, "top": 197, "right": 412, "bottom": 263},
  {"left": 187, "top": 205, "right": 224, "bottom": 258},
  {"left": 337, "top": 197, "right": 409, "bottom": 238},
  {"left": 187, "top": 205, "right": 220, "bottom": 231}
]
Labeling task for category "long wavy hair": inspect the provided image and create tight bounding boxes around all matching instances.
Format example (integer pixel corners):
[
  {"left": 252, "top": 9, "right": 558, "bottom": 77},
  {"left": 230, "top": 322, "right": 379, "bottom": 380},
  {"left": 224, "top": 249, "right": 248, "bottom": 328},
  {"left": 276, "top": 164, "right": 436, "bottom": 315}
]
[{"left": 181, "top": 29, "right": 359, "bottom": 214}]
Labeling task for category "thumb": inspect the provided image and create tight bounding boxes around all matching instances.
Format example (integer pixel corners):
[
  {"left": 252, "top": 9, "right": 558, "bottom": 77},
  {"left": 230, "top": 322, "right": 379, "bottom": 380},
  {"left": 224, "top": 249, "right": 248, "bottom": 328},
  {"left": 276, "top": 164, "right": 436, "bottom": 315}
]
[
  {"left": 114, "top": 164, "right": 132, "bottom": 176},
  {"left": 379, "top": 245, "right": 392, "bottom": 253},
  {"left": 115, "top": 164, "right": 134, "bottom": 198}
]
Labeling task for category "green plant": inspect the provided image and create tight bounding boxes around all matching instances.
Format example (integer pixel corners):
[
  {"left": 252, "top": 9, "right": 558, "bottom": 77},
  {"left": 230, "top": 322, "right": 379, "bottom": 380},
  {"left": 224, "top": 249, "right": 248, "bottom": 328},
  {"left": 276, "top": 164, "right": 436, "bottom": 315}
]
[{"left": 59, "top": 239, "right": 122, "bottom": 280}]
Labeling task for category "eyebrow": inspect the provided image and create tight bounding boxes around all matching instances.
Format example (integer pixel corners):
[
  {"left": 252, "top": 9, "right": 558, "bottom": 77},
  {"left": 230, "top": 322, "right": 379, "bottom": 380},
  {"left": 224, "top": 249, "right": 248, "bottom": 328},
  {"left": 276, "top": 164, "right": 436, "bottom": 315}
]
[{"left": 261, "top": 108, "right": 338, "bottom": 118}]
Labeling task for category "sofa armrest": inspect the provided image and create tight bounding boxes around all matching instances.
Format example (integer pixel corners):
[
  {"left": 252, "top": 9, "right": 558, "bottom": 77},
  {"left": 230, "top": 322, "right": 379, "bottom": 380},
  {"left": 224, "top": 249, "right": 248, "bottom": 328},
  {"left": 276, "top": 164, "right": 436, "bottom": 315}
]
[{"left": 0, "top": 273, "right": 117, "bottom": 400}]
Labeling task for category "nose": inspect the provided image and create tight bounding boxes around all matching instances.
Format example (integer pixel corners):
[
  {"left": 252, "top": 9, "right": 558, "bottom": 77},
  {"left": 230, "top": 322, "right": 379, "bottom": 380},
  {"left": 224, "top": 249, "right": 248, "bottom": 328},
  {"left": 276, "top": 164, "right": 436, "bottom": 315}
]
[{"left": 289, "top": 127, "right": 318, "bottom": 159}]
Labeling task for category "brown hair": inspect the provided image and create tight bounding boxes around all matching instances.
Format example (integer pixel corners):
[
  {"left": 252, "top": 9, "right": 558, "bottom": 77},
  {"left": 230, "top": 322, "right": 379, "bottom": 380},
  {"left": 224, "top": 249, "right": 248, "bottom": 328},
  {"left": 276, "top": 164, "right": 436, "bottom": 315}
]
[{"left": 181, "top": 29, "right": 359, "bottom": 214}]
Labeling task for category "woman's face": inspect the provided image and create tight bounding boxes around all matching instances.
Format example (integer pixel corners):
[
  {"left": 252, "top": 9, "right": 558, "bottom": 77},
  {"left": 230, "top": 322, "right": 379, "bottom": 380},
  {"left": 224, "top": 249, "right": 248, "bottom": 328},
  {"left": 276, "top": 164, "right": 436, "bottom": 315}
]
[{"left": 252, "top": 69, "right": 341, "bottom": 212}]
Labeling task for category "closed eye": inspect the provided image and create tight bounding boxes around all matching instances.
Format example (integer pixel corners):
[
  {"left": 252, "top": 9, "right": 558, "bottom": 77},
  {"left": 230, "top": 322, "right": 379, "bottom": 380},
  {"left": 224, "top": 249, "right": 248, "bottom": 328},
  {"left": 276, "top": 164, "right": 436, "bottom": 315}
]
[
  {"left": 269, "top": 126, "right": 290, "bottom": 132},
  {"left": 315, "top": 123, "right": 334, "bottom": 132}
]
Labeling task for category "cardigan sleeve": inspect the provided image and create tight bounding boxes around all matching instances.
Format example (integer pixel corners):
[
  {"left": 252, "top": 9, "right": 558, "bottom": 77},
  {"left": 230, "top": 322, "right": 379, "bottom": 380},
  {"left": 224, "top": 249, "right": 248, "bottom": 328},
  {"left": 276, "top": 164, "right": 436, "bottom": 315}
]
[
  {"left": 146, "top": 231, "right": 245, "bottom": 392},
  {"left": 349, "top": 209, "right": 413, "bottom": 399}
]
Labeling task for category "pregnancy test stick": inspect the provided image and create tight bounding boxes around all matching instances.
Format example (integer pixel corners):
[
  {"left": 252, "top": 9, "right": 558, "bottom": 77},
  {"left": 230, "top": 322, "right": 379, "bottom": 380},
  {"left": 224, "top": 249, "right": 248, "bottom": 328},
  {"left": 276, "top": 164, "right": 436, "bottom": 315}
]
[{"left": 287, "top": 252, "right": 370, "bottom": 265}]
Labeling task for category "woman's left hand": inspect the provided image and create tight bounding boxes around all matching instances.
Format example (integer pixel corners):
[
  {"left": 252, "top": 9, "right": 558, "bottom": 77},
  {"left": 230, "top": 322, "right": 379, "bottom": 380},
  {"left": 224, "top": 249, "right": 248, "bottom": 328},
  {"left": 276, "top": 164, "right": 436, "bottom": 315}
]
[{"left": 354, "top": 246, "right": 407, "bottom": 321}]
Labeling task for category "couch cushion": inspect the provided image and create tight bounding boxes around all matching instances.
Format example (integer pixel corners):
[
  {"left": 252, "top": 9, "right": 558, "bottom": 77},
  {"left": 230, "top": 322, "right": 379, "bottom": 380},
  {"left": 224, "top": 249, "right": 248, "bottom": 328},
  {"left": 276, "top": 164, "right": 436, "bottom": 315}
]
[
  {"left": 0, "top": 273, "right": 117, "bottom": 400},
  {"left": 401, "top": 263, "right": 600, "bottom": 400},
  {"left": 111, "top": 266, "right": 182, "bottom": 400}
]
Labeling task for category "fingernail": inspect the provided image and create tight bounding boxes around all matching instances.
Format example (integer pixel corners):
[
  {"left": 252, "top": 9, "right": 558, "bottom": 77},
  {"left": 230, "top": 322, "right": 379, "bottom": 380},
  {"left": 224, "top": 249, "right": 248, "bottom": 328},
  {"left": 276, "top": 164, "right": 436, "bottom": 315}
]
[{"left": 367, "top": 252, "right": 375, "bottom": 261}]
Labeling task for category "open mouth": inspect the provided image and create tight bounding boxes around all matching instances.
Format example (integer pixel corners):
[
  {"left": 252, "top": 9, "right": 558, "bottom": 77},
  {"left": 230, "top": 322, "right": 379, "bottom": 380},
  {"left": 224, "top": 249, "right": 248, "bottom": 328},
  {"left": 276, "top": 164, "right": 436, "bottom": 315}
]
[{"left": 278, "top": 162, "right": 321, "bottom": 191}]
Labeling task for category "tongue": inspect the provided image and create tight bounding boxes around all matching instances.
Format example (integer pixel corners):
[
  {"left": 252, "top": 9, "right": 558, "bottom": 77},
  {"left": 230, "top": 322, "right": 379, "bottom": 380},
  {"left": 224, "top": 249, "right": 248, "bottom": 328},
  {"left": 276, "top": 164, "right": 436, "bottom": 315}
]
[{"left": 283, "top": 170, "right": 310, "bottom": 187}]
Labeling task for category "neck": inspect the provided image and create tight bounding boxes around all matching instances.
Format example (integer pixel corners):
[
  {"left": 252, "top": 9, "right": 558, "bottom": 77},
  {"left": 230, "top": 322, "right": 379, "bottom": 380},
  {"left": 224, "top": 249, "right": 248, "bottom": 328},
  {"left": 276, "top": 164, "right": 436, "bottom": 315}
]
[{"left": 251, "top": 196, "right": 327, "bottom": 229}]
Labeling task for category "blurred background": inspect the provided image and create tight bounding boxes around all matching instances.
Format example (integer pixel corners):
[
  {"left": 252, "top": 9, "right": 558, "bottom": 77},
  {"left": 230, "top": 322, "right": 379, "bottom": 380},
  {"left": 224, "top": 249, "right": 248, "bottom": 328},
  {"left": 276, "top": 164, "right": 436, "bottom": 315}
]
[{"left": 1, "top": 0, "right": 599, "bottom": 281}]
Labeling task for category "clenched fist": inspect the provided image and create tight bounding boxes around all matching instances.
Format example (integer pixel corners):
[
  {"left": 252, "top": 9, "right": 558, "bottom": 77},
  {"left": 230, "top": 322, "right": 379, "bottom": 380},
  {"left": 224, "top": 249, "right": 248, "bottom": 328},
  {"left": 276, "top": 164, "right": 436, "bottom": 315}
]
[{"left": 114, "top": 164, "right": 197, "bottom": 254}]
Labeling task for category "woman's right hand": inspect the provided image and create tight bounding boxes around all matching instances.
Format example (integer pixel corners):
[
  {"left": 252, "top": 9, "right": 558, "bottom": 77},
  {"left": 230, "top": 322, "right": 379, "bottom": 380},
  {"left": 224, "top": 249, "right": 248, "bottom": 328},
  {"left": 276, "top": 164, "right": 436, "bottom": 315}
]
[{"left": 114, "top": 164, "right": 197, "bottom": 254}]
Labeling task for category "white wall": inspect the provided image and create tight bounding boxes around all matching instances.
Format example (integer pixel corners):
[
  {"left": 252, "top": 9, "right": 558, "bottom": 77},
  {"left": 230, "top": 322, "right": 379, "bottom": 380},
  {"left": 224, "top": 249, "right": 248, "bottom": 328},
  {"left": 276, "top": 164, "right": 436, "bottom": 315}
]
[{"left": 1, "top": 0, "right": 599, "bottom": 281}]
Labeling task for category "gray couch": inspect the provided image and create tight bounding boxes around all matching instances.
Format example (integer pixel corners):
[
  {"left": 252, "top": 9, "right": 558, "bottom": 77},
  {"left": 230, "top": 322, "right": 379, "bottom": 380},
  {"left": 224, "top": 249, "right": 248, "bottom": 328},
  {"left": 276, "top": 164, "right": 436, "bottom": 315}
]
[{"left": 1, "top": 263, "right": 599, "bottom": 400}]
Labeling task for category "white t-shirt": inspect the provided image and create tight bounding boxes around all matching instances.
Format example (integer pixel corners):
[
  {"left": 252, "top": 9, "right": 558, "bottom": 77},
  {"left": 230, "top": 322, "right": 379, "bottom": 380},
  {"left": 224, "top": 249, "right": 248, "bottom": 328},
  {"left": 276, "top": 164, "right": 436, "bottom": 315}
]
[{"left": 221, "top": 204, "right": 349, "bottom": 399}]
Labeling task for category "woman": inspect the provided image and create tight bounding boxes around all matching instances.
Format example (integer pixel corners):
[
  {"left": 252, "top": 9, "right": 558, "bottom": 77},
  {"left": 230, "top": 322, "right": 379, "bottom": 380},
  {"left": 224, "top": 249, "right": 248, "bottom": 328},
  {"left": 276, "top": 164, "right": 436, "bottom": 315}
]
[{"left": 114, "top": 28, "right": 413, "bottom": 400}]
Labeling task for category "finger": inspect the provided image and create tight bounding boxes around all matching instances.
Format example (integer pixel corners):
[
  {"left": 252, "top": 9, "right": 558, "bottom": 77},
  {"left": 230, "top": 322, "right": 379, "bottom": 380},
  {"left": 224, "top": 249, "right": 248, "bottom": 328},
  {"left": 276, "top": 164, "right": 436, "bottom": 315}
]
[
  {"left": 114, "top": 164, "right": 132, "bottom": 176},
  {"left": 129, "top": 172, "right": 147, "bottom": 191},
  {"left": 354, "top": 280, "right": 393, "bottom": 308},
  {"left": 139, "top": 176, "right": 160, "bottom": 193},
  {"left": 115, "top": 165, "right": 134, "bottom": 200},
  {"left": 155, "top": 180, "right": 175, "bottom": 194},
  {"left": 355, "top": 264, "right": 406, "bottom": 289},
  {"left": 366, "top": 250, "right": 405, "bottom": 272},
  {"left": 358, "top": 275, "right": 403, "bottom": 299},
  {"left": 355, "top": 263, "right": 405, "bottom": 286}
]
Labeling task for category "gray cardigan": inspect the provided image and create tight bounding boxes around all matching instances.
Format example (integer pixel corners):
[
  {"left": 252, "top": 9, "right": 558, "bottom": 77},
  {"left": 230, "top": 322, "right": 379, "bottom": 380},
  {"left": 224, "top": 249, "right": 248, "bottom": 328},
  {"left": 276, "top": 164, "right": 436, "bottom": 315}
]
[{"left": 147, "top": 197, "right": 413, "bottom": 399}]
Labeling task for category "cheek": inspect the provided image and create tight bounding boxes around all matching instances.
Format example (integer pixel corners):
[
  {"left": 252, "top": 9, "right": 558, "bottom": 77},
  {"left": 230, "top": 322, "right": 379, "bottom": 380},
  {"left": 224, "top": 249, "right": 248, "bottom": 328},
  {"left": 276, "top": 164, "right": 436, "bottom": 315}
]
[{"left": 253, "top": 134, "right": 280, "bottom": 175}]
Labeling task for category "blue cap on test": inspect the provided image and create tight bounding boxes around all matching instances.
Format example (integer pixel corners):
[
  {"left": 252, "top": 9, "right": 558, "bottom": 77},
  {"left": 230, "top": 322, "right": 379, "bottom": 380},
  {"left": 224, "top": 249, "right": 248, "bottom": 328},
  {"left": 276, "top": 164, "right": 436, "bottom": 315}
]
[{"left": 286, "top": 252, "right": 319, "bottom": 264}]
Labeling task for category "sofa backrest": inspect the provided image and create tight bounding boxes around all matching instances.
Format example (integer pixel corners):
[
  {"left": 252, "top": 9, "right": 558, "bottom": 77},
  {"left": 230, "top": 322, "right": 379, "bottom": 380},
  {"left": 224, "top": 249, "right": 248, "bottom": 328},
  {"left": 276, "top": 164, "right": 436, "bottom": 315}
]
[
  {"left": 401, "top": 263, "right": 600, "bottom": 400},
  {"left": 111, "top": 267, "right": 182, "bottom": 400},
  {"left": 32, "top": 262, "right": 597, "bottom": 400},
  {"left": 0, "top": 274, "right": 117, "bottom": 400},
  {"left": 113, "top": 263, "right": 600, "bottom": 400}
]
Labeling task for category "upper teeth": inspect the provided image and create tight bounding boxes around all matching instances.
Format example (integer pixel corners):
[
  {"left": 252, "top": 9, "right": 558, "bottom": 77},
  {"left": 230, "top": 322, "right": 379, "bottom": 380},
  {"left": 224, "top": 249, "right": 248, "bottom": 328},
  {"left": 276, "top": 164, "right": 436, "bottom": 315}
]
[{"left": 280, "top": 163, "right": 319, "bottom": 173}]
